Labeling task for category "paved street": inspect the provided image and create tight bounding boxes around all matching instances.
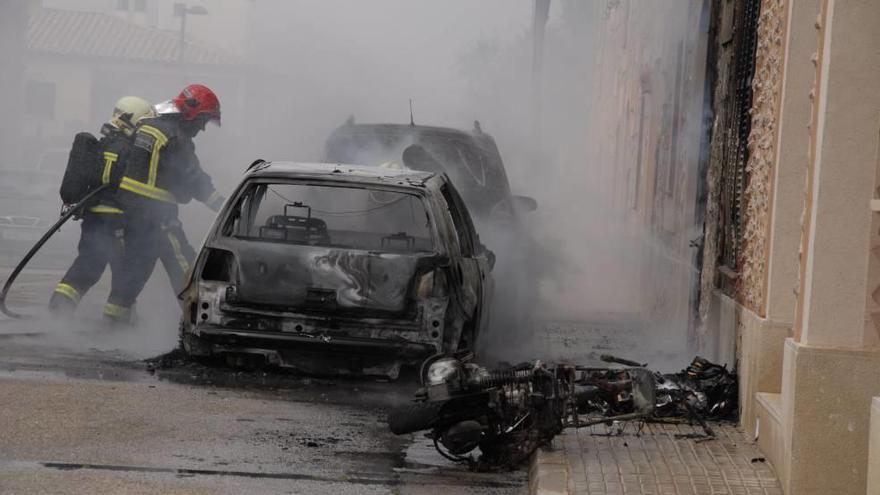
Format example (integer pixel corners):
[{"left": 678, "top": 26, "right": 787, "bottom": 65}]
[{"left": 0, "top": 270, "right": 526, "bottom": 495}]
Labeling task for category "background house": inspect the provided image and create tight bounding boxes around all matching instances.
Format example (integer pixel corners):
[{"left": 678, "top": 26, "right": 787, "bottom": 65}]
[{"left": 23, "top": 2, "right": 247, "bottom": 173}]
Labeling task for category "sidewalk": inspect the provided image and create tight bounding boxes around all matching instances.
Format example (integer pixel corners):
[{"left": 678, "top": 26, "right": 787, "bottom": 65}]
[{"left": 530, "top": 422, "right": 782, "bottom": 495}]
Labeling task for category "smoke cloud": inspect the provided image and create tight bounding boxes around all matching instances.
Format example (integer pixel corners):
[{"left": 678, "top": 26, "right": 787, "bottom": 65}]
[{"left": 0, "top": 0, "right": 710, "bottom": 372}]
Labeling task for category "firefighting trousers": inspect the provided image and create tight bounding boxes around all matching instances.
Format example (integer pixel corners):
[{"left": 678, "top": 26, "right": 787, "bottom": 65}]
[
  {"left": 49, "top": 212, "right": 124, "bottom": 312},
  {"left": 104, "top": 216, "right": 196, "bottom": 321}
]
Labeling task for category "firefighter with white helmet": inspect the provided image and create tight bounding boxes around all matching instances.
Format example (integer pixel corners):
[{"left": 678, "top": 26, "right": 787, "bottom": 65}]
[{"left": 49, "top": 96, "right": 155, "bottom": 314}]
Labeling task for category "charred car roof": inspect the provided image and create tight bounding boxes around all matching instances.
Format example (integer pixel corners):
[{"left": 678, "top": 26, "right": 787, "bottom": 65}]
[
  {"left": 327, "top": 122, "right": 478, "bottom": 139},
  {"left": 245, "top": 161, "right": 437, "bottom": 188},
  {"left": 323, "top": 122, "right": 516, "bottom": 218}
]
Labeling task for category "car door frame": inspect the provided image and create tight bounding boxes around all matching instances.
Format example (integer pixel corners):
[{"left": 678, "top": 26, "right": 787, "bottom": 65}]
[{"left": 436, "top": 176, "right": 492, "bottom": 350}]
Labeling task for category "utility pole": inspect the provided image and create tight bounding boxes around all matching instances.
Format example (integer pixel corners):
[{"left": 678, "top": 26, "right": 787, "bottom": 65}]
[
  {"left": 0, "top": 1, "right": 27, "bottom": 168},
  {"left": 531, "top": 0, "right": 551, "bottom": 160}
]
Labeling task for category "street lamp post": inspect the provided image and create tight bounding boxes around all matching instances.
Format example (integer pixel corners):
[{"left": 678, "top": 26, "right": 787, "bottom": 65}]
[
  {"left": 174, "top": 3, "right": 208, "bottom": 63},
  {"left": 531, "top": 0, "right": 550, "bottom": 164}
]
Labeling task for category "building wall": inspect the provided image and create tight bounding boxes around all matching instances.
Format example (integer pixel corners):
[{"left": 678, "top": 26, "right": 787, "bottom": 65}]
[
  {"left": 24, "top": 58, "right": 92, "bottom": 153},
  {"left": 588, "top": 0, "right": 711, "bottom": 357},
  {"left": 739, "top": 0, "right": 787, "bottom": 315},
  {"left": 698, "top": 0, "right": 792, "bottom": 357},
  {"left": 0, "top": 1, "right": 27, "bottom": 167},
  {"left": 698, "top": 0, "right": 757, "bottom": 351},
  {"left": 716, "top": 0, "right": 880, "bottom": 491}
]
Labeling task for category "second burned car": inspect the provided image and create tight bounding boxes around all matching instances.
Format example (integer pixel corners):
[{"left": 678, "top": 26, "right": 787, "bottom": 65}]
[{"left": 178, "top": 161, "right": 494, "bottom": 377}]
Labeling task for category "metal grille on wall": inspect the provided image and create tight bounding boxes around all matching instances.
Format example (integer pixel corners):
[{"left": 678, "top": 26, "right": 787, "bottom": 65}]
[{"left": 716, "top": 0, "right": 761, "bottom": 290}]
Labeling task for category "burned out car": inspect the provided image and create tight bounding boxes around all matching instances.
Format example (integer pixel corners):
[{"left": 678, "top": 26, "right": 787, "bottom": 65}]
[
  {"left": 324, "top": 121, "right": 536, "bottom": 221},
  {"left": 179, "top": 161, "right": 494, "bottom": 377}
]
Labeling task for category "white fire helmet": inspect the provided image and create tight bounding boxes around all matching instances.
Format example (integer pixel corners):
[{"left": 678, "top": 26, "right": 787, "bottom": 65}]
[{"left": 109, "top": 96, "right": 155, "bottom": 136}]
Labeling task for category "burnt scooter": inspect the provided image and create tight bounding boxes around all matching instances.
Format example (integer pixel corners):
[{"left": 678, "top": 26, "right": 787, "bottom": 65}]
[
  {"left": 388, "top": 354, "right": 736, "bottom": 471},
  {"left": 387, "top": 354, "right": 657, "bottom": 471}
]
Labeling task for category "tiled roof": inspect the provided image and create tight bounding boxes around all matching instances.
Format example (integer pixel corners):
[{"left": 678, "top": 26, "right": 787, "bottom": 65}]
[{"left": 28, "top": 8, "right": 240, "bottom": 66}]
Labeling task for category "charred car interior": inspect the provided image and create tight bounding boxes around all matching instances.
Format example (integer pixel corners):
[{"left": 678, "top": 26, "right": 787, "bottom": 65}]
[{"left": 179, "top": 161, "right": 495, "bottom": 378}]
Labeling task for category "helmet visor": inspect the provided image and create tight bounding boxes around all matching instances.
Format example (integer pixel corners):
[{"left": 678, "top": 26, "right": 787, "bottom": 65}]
[{"left": 154, "top": 100, "right": 180, "bottom": 115}]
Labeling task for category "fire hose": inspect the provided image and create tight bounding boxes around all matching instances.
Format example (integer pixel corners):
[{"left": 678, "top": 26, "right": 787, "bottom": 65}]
[{"left": 0, "top": 185, "right": 109, "bottom": 319}]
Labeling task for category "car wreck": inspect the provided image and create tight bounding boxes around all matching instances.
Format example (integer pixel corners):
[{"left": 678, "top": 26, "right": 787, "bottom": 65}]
[
  {"left": 178, "top": 161, "right": 495, "bottom": 377},
  {"left": 324, "top": 120, "right": 536, "bottom": 221}
]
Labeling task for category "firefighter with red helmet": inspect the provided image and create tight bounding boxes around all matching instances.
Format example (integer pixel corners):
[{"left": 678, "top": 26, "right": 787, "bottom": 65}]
[{"left": 104, "top": 84, "right": 225, "bottom": 322}]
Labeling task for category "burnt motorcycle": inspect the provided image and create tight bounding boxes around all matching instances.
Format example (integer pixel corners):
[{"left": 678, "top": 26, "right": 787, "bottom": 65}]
[
  {"left": 386, "top": 354, "right": 657, "bottom": 471},
  {"left": 387, "top": 354, "right": 737, "bottom": 471}
]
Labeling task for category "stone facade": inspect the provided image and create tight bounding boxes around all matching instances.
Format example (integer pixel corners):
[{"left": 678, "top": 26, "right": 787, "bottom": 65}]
[
  {"left": 739, "top": 0, "right": 787, "bottom": 314},
  {"left": 698, "top": 0, "right": 737, "bottom": 325}
]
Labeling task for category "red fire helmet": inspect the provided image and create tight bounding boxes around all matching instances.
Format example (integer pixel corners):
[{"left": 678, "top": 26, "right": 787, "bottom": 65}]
[{"left": 173, "top": 84, "right": 221, "bottom": 124}]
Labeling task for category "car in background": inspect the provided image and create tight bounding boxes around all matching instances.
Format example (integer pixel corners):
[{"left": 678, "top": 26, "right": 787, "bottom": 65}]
[
  {"left": 178, "top": 161, "right": 495, "bottom": 378},
  {"left": 324, "top": 120, "right": 536, "bottom": 221}
]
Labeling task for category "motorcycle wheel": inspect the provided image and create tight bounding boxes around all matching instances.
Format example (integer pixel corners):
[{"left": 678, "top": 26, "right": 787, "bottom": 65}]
[{"left": 387, "top": 401, "right": 446, "bottom": 435}]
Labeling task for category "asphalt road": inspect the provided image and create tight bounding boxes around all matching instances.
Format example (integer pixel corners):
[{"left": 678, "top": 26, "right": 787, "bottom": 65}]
[{"left": 0, "top": 271, "right": 526, "bottom": 495}]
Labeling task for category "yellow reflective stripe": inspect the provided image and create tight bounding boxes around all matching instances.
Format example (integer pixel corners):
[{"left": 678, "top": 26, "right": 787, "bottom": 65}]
[
  {"left": 119, "top": 177, "right": 177, "bottom": 203},
  {"left": 88, "top": 205, "right": 124, "bottom": 214},
  {"left": 138, "top": 125, "right": 168, "bottom": 187},
  {"left": 103, "top": 303, "right": 131, "bottom": 318},
  {"left": 101, "top": 151, "right": 118, "bottom": 184},
  {"left": 167, "top": 231, "right": 191, "bottom": 274},
  {"left": 54, "top": 283, "right": 80, "bottom": 303}
]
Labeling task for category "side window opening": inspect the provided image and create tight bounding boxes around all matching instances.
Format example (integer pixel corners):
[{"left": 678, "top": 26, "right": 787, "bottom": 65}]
[
  {"left": 222, "top": 184, "right": 265, "bottom": 237},
  {"left": 201, "top": 248, "right": 234, "bottom": 282}
]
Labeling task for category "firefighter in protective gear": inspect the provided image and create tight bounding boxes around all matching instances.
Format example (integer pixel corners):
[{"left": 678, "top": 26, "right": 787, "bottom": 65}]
[
  {"left": 104, "top": 84, "right": 225, "bottom": 323},
  {"left": 49, "top": 96, "right": 155, "bottom": 314}
]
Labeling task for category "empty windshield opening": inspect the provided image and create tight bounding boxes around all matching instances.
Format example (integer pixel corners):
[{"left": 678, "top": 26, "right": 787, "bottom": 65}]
[
  {"left": 327, "top": 132, "right": 486, "bottom": 185},
  {"left": 224, "top": 181, "right": 434, "bottom": 253}
]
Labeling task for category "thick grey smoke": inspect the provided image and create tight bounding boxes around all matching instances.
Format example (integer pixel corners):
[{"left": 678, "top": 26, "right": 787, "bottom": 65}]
[
  {"left": 455, "top": 0, "right": 711, "bottom": 370},
  {"left": 0, "top": 1, "right": 709, "bottom": 371}
]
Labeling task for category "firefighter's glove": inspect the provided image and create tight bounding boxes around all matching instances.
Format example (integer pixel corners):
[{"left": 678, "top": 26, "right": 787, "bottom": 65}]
[
  {"left": 205, "top": 191, "right": 226, "bottom": 212},
  {"left": 61, "top": 203, "right": 82, "bottom": 220}
]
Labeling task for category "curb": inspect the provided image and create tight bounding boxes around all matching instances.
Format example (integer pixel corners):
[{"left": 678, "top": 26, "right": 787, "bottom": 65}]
[{"left": 528, "top": 438, "right": 572, "bottom": 495}]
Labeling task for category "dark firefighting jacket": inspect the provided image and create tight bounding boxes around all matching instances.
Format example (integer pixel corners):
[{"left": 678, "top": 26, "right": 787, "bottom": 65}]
[
  {"left": 116, "top": 114, "right": 223, "bottom": 221},
  {"left": 88, "top": 123, "right": 131, "bottom": 215}
]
